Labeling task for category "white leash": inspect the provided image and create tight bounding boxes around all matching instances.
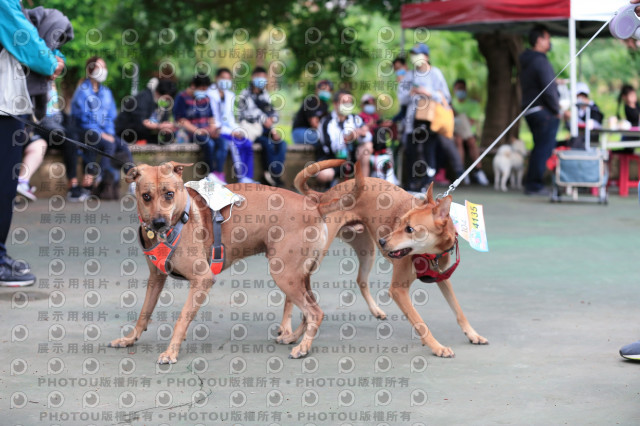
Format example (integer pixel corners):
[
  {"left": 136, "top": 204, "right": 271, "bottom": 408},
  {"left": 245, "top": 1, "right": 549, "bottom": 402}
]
[{"left": 440, "top": 18, "right": 613, "bottom": 198}]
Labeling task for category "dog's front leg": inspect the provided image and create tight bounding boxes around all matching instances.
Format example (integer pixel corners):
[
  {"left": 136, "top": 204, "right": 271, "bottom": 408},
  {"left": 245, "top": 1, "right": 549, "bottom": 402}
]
[
  {"left": 158, "top": 270, "right": 215, "bottom": 364},
  {"left": 436, "top": 279, "right": 488, "bottom": 345},
  {"left": 109, "top": 263, "right": 167, "bottom": 348},
  {"left": 276, "top": 297, "right": 301, "bottom": 344},
  {"left": 389, "top": 265, "right": 454, "bottom": 358}
]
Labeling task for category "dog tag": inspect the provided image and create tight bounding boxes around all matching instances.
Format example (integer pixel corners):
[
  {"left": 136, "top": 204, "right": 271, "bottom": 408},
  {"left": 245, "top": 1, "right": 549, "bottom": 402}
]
[{"left": 146, "top": 230, "right": 155, "bottom": 239}]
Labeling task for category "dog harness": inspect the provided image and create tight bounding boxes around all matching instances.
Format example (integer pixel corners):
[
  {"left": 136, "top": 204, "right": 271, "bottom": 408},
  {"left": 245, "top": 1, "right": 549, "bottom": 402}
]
[
  {"left": 138, "top": 195, "right": 226, "bottom": 280},
  {"left": 412, "top": 236, "right": 460, "bottom": 283}
]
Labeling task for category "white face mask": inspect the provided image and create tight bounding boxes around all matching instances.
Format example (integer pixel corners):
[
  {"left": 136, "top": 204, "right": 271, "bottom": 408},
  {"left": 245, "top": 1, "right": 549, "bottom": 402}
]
[
  {"left": 91, "top": 67, "right": 108, "bottom": 83},
  {"left": 410, "top": 54, "right": 428, "bottom": 68},
  {"left": 338, "top": 103, "right": 354, "bottom": 116}
]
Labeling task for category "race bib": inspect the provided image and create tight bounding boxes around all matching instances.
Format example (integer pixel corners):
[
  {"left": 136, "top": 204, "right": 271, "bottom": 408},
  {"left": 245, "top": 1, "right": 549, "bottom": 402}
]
[{"left": 449, "top": 201, "right": 489, "bottom": 252}]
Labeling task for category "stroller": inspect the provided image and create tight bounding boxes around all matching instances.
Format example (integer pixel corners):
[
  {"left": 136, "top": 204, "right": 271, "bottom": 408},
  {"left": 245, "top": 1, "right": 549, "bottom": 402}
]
[{"left": 550, "top": 105, "right": 608, "bottom": 204}]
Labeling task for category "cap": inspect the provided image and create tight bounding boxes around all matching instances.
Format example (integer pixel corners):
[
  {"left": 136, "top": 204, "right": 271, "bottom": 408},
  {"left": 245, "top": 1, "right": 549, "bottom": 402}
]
[
  {"left": 575, "top": 82, "right": 590, "bottom": 96},
  {"left": 410, "top": 43, "right": 430, "bottom": 56},
  {"left": 317, "top": 79, "right": 334, "bottom": 90},
  {"left": 361, "top": 93, "right": 375, "bottom": 104}
]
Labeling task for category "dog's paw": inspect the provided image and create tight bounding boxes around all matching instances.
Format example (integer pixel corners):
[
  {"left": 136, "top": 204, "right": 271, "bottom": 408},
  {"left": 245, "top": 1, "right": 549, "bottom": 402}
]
[
  {"left": 276, "top": 331, "right": 298, "bottom": 345},
  {"left": 157, "top": 351, "right": 178, "bottom": 364},
  {"left": 431, "top": 345, "right": 455, "bottom": 358},
  {"left": 466, "top": 332, "right": 489, "bottom": 345},
  {"left": 108, "top": 337, "right": 136, "bottom": 348},
  {"left": 370, "top": 306, "right": 387, "bottom": 320},
  {"left": 288, "top": 346, "right": 308, "bottom": 359}
]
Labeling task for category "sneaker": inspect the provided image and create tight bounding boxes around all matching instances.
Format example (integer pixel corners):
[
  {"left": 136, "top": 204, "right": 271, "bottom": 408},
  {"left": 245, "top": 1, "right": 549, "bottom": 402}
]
[
  {"left": 620, "top": 341, "right": 640, "bottom": 360},
  {"left": 524, "top": 187, "right": 550, "bottom": 197},
  {"left": 434, "top": 169, "right": 450, "bottom": 185},
  {"left": 238, "top": 177, "right": 257, "bottom": 184},
  {"left": 0, "top": 262, "right": 36, "bottom": 287},
  {"left": 463, "top": 175, "right": 471, "bottom": 185},
  {"left": 207, "top": 172, "right": 227, "bottom": 186},
  {"left": 263, "top": 171, "right": 277, "bottom": 186},
  {"left": 16, "top": 181, "right": 37, "bottom": 201},
  {"left": 0, "top": 255, "right": 31, "bottom": 274},
  {"left": 67, "top": 185, "right": 90, "bottom": 202},
  {"left": 472, "top": 169, "right": 490, "bottom": 186}
]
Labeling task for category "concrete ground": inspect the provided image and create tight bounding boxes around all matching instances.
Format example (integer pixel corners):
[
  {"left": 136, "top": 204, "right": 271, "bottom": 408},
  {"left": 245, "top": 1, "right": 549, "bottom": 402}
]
[{"left": 1, "top": 184, "right": 640, "bottom": 425}]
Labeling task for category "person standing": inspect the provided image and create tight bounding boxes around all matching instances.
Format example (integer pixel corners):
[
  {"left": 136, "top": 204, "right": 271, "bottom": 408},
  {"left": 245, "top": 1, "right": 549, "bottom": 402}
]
[
  {"left": 520, "top": 25, "right": 560, "bottom": 196},
  {"left": 0, "top": 0, "right": 65, "bottom": 286},
  {"left": 291, "top": 79, "right": 333, "bottom": 145}
]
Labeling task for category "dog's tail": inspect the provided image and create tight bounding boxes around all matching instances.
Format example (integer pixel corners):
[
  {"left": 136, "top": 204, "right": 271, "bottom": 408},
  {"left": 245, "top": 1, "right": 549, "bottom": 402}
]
[{"left": 294, "top": 159, "right": 365, "bottom": 217}]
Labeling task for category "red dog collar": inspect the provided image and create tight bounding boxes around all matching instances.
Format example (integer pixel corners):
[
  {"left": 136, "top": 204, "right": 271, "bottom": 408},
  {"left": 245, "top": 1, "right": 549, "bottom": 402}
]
[{"left": 412, "top": 237, "right": 460, "bottom": 283}]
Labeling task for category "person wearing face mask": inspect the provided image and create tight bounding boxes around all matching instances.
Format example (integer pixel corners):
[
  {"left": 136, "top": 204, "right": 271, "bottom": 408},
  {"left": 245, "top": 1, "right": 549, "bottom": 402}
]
[
  {"left": 519, "top": 24, "right": 560, "bottom": 196},
  {"left": 173, "top": 74, "right": 223, "bottom": 182},
  {"left": 391, "top": 57, "right": 409, "bottom": 125},
  {"left": 292, "top": 79, "right": 333, "bottom": 145},
  {"left": 452, "top": 79, "right": 489, "bottom": 186},
  {"left": 563, "top": 82, "right": 602, "bottom": 133},
  {"left": 398, "top": 43, "right": 464, "bottom": 192},
  {"left": 115, "top": 77, "right": 177, "bottom": 146},
  {"left": 206, "top": 67, "right": 254, "bottom": 184},
  {"left": 315, "top": 90, "right": 372, "bottom": 186},
  {"left": 71, "top": 56, "right": 134, "bottom": 200},
  {"left": 237, "top": 67, "right": 287, "bottom": 186}
]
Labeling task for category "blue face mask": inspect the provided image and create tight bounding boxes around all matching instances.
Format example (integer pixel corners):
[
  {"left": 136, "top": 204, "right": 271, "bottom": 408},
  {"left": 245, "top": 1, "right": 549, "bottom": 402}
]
[
  {"left": 395, "top": 68, "right": 406, "bottom": 77},
  {"left": 252, "top": 77, "right": 267, "bottom": 90},
  {"left": 363, "top": 104, "right": 376, "bottom": 114},
  {"left": 318, "top": 90, "right": 331, "bottom": 102},
  {"left": 193, "top": 89, "right": 208, "bottom": 98},
  {"left": 217, "top": 79, "right": 232, "bottom": 91},
  {"left": 455, "top": 90, "right": 467, "bottom": 101}
]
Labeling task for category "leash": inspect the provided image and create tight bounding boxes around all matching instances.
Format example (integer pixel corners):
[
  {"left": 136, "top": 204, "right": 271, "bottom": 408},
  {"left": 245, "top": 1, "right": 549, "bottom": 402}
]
[
  {"left": 439, "top": 17, "right": 613, "bottom": 199},
  {"left": 0, "top": 108, "right": 131, "bottom": 168}
]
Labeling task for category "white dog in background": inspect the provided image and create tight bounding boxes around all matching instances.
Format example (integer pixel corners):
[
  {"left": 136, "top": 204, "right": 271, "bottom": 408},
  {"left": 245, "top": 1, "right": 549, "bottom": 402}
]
[{"left": 492, "top": 138, "right": 527, "bottom": 192}]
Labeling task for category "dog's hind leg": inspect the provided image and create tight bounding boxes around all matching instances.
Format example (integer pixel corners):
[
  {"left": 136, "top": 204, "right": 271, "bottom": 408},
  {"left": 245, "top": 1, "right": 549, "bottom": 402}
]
[
  {"left": 389, "top": 260, "right": 455, "bottom": 357},
  {"left": 276, "top": 298, "right": 305, "bottom": 344},
  {"left": 436, "top": 278, "right": 488, "bottom": 345},
  {"left": 109, "top": 262, "right": 167, "bottom": 348},
  {"left": 344, "top": 228, "right": 386, "bottom": 319},
  {"left": 280, "top": 274, "right": 323, "bottom": 359},
  {"left": 500, "top": 170, "right": 509, "bottom": 192},
  {"left": 158, "top": 270, "right": 216, "bottom": 364}
]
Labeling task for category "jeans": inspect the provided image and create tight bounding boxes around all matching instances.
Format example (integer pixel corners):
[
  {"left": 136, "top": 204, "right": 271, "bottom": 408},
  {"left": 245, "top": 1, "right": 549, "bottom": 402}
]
[
  {"left": 222, "top": 133, "right": 254, "bottom": 181},
  {"left": 292, "top": 127, "right": 319, "bottom": 145},
  {"left": 0, "top": 116, "right": 28, "bottom": 262},
  {"left": 257, "top": 129, "right": 287, "bottom": 178},
  {"left": 80, "top": 129, "right": 134, "bottom": 179},
  {"left": 195, "top": 133, "right": 227, "bottom": 174},
  {"left": 524, "top": 109, "right": 559, "bottom": 191}
]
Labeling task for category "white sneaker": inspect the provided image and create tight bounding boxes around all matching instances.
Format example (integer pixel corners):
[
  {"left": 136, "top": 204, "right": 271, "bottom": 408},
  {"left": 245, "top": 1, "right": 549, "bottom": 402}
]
[
  {"left": 473, "top": 170, "right": 490, "bottom": 186},
  {"left": 17, "top": 181, "right": 37, "bottom": 201},
  {"left": 206, "top": 173, "right": 227, "bottom": 186},
  {"left": 238, "top": 177, "right": 257, "bottom": 184}
]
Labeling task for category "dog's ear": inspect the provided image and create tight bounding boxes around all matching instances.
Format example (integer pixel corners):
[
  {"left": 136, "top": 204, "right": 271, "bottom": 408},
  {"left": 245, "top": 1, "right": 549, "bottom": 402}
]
[
  {"left": 164, "top": 162, "right": 193, "bottom": 178},
  {"left": 425, "top": 183, "right": 435, "bottom": 204},
  {"left": 125, "top": 166, "right": 141, "bottom": 184},
  {"left": 434, "top": 195, "right": 452, "bottom": 222}
]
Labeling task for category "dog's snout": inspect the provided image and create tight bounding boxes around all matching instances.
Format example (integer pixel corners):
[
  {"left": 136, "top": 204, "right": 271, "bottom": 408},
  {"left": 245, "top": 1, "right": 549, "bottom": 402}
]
[
  {"left": 152, "top": 217, "right": 167, "bottom": 230},
  {"left": 379, "top": 238, "right": 386, "bottom": 248}
]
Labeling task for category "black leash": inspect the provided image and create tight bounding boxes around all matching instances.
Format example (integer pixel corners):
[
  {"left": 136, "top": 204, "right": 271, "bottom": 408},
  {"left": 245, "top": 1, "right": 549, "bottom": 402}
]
[{"left": 0, "top": 108, "right": 131, "bottom": 168}]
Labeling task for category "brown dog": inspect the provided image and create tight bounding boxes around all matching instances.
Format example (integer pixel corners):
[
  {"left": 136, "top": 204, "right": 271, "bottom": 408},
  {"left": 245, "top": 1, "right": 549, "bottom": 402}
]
[
  {"left": 109, "top": 161, "right": 371, "bottom": 363},
  {"left": 288, "top": 162, "right": 488, "bottom": 357}
]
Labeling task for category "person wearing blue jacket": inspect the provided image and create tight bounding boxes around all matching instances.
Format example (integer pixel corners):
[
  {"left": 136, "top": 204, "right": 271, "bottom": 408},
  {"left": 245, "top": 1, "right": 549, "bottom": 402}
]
[
  {"left": 71, "top": 56, "right": 133, "bottom": 199},
  {"left": 0, "top": 0, "right": 65, "bottom": 287}
]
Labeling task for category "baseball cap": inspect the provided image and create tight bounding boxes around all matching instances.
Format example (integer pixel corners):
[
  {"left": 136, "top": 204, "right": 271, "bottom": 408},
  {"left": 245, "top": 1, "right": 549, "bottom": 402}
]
[
  {"left": 361, "top": 93, "right": 375, "bottom": 104},
  {"left": 575, "top": 82, "right": 590, "bottom": 96},
  {"left": 410, "top": 43, "right": 430, "bottom": 56}
]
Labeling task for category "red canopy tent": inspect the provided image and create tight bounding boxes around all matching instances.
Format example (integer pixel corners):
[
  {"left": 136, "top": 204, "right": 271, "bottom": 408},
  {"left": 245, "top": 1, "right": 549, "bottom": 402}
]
[{"left": 400, "top": 0, "right": 629, "bottom": 136}]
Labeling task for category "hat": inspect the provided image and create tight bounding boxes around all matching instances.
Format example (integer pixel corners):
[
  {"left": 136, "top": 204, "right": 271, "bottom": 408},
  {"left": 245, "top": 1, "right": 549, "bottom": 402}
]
[
  {"left": 575, "top": 82, "right": 590, "bottom": 96},
  {"left": 361, "top": 93, "right": 375, "bottom": 104},
  {"left": 317, "top": 79, "right": 334, "bottom": 90},
  {"left": 410, "top": 43, "right": 430, "bottom": 56}
]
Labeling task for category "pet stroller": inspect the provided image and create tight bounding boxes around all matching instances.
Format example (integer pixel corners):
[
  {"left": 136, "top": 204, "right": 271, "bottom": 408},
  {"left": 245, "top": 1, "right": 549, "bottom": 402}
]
[{"left": 550, "top": 106, "right": 608, "bottom": 204}]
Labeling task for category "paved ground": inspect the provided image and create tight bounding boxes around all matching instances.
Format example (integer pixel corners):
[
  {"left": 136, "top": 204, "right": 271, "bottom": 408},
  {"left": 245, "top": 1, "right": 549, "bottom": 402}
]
[{"left": 1, "top": 184, "right": 640, "bottom": 425}]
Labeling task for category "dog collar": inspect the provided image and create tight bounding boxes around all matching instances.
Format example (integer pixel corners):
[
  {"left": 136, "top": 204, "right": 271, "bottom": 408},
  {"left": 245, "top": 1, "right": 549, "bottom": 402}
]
[
  {"left": 412, "top": 236, "right": 460, "bottom": 283},
  {"left": 138, "top": 196, "right": 191, "bottom": 277}
]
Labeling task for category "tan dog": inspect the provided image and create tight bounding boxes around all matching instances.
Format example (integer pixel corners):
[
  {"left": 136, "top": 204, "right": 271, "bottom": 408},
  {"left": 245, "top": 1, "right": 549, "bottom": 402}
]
[
  {"left": 109, "top": 161, "right": 374, "bottom": 363},
  {"left": 286, "top": 164, "right": 488, "bottom": 357}
]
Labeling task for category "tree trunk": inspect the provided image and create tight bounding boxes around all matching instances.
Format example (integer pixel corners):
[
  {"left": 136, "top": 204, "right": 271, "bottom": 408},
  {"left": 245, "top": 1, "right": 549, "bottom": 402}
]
[{"left": 476, "top": 32, "right": 523, "bottom": 147}]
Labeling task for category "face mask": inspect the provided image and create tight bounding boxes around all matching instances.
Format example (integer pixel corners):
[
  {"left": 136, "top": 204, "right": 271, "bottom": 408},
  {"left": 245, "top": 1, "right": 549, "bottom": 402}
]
[
  {"left": 217, "top": 79, "right": 232, "bottom": 91},
  {"left": 395, "top": 68, "right": 406, "bottom": 77},
  {"left": 338, "top": 103, "right": 353, "bottom": 116},
  {"left": 410, "top": 54, "right": 427, "bottom": 68},
  {"left": 157, "top": 98, "right": 171, "bottom": 109},
  {"left": 91, "top": 68, "right": 107, "bottom": 83},
  {"left": 252, "top": 77, "right": 267, "bottom": 90},
  {"left": 318, "top": 90, "right": 331, "bottom": 102},
  {"left": 455, "top": 90, "right": 467, "bottom": 101},
  {"left": 193, "top": 90, "right": 208, "bottom": 98},
  {"left": 363, "top": 104, "right": 376, "bottom": 114}
]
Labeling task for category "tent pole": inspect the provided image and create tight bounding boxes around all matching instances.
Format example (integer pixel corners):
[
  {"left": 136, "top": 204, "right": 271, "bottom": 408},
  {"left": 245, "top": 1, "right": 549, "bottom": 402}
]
[
  {"left": 400, "top": 28, "right": 405, "bottom": 53},
  {"left": 569, "top": 17, "right": 578, "bottom": 138}
]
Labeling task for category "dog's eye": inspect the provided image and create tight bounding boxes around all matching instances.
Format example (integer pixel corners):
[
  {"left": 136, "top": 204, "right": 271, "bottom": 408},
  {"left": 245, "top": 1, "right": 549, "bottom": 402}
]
[
  {"left": 142, "top": 193, "right": 152, "bottom": 202},
  {"left": 165, "top": 192, "right": 174, "bottom": 200},
  {"left": 405, "top": 225, "right": 414, "bottom": 234}
]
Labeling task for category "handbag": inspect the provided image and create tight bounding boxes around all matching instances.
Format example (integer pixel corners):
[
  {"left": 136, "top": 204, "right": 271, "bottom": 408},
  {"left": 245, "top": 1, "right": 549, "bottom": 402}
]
[
  {"left": 0, "top": 48, "right": 33, "bottom": 116},
  {"left": 413, "top": 94, "right": 454, "bottom": 139}
]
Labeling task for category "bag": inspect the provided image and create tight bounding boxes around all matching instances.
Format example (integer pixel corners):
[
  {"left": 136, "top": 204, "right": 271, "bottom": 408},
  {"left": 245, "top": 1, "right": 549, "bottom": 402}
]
[
  {"left": 0, "top": 48, "right": 33, "bottom": 116},
  {"left": 238, "top": 119, "right": 263, "bottom": 141},
  {"left": 413, "top": 95, "right": 454, "bottom": 139}
]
